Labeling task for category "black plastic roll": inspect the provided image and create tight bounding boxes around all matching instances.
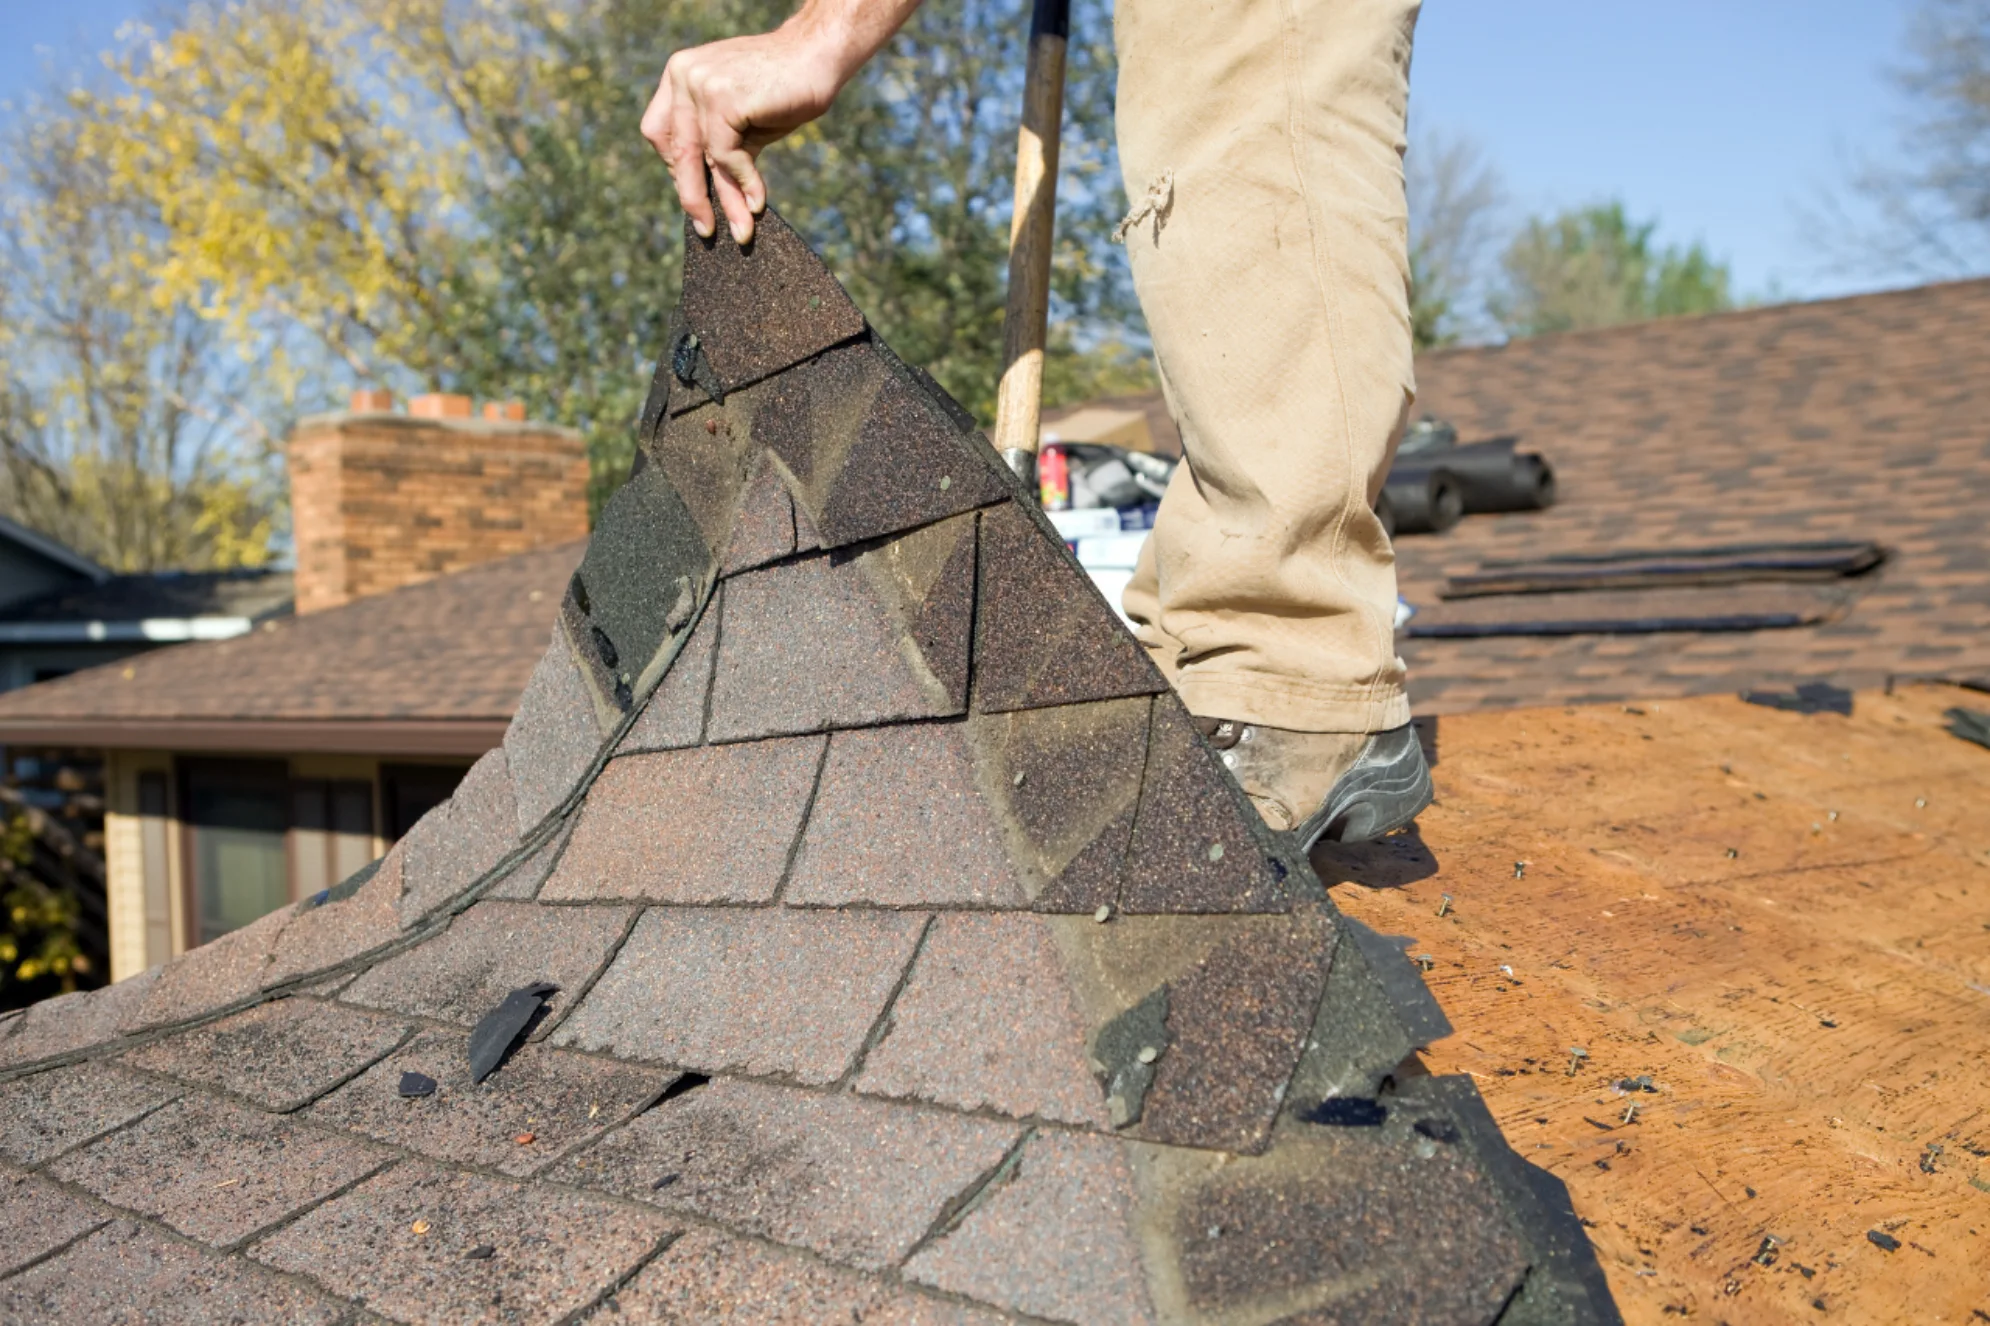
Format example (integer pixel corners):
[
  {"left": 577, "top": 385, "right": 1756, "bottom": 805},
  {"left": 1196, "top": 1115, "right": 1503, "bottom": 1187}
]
[
  {"left": 1437, "top": 439, "right": 1557, "bottom": 513},
  {"left": 1379, "top": 466, "right": 1463, "bottom": 535}
]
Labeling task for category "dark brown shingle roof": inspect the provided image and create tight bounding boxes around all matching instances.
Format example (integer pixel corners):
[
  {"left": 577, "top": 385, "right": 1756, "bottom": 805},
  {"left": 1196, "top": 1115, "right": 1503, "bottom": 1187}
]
[
  {"left": 0, "top": 541, "right": 582, "bottom": 753},
  {"left": 1401, "top": 280, "right": 1990, "bottom": 710},
  {"left": 0, "top": 211, "right": 1616, "bottom": 1324}
]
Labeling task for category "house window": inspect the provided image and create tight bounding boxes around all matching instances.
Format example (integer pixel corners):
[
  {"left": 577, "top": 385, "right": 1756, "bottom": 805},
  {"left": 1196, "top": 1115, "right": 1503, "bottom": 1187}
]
[
  {"left": 291, "top": 779, "right": 376, "bottom": 898},
  {"left": 180, "top": 759, "right": 291, "bottom": 946},
  {"left": 380, "top": 763, "right": 469, "bottom": 841}
]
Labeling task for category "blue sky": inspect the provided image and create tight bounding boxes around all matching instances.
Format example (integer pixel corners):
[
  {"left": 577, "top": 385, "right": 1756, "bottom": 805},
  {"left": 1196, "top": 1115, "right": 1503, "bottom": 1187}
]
[{"left": 0, "top": 0, "right": 1926, "bottom": 301}]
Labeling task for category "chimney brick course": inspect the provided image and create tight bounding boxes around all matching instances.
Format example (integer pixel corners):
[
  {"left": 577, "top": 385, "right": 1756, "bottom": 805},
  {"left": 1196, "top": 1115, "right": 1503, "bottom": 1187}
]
[{"left": 289, "top": 411, "right": 590, "bottom": 614}]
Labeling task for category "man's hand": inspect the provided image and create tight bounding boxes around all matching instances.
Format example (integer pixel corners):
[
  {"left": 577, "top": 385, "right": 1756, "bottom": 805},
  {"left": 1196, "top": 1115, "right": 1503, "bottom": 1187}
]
[{"left": 642, "top": 0, "right": 924, "bottom": 245}]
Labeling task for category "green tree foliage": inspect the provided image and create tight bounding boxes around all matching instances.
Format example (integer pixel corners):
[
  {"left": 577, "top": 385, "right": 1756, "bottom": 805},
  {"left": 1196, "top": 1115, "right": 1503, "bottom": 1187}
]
[
  {"left": 0, "top": 105, "right": 280, "bottom": 571},
  {"left": 57, "top": 0, "right": 1146, "bottom": 505},
  {"left": 1406, "top": 129, "right": 1506, "bottom": 349},
  {"left": 1493, "top": 202, "right": 1733, "bottom": 339}
]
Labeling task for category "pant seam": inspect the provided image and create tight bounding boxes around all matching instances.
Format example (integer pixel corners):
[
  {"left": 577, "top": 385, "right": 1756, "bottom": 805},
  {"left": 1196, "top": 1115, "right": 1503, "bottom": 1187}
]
[{"left": 1276, "top": 0, "right": 1397, "bottom": 715}]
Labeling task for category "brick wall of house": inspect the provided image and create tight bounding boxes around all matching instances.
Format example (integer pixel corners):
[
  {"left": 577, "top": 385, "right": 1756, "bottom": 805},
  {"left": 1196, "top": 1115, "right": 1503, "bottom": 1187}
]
[{"left": 289, "top": 394, "right": 590, "bottom": 614}]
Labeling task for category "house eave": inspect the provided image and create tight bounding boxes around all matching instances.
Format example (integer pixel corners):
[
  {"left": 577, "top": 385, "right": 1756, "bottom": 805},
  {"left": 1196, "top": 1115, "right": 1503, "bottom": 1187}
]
[{"left": 0, "top": 717, "right": 507, "bottom": 757}]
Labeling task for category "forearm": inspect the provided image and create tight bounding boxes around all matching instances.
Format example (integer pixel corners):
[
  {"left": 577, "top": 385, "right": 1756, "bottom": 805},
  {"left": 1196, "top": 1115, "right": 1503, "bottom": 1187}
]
[{"left": 779, "top": 0, "right": 928, "bottom": 89}]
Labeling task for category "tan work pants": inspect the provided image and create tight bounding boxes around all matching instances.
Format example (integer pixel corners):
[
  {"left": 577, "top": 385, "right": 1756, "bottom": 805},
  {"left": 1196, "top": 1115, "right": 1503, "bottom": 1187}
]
[{"left": 1116, "top": 0, "right": 1418, "bottom": 733}]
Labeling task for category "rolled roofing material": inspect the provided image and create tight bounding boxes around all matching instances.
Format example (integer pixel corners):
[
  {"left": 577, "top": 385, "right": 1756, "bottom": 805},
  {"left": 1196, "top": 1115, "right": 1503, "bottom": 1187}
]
[
  {"left": 1433, "top": 438, "right": 1558, "bottom": 514},
  {"left": 1380, "top": 465, "right": 1464, "bottom": 537},
  {"left": 1407, "top": 584, "right": 1853, "bottom": 639},
  {"left": 1444, "top": 539, "right": 1888, "bottom": 599}
]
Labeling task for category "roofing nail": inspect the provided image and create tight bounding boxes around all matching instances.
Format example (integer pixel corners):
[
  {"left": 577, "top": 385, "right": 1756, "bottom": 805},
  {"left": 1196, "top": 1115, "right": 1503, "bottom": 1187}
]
[
  {"left": 1415, "top": 954, "right": 1435, "bottom": 973},
  {"left": 1915, "top": 797, "right": 1927, "bottom": 808},
  {"left": 1093, "top": 904, "right": 1112, "bottom": 923},
  {"left": 1567, "top": 1046, "right": 1589, "bottom": 1076},
  {"left": 1725, "top": 848, "right": 1739, "bottom": 859},
  {"left": 1137, "top": 1046, "right": 1159, "bottom": 1065},
  {"left": 1622, "top": 1102, "right": 1639, "bottom": 1125},
  {"left": 1012, "top": 770, "right": 1025, "bottom": 786},
  {"left": 1436, "top": 894, "right": 1452, "bottom": 918},
  {"left": 1513, "top": 861, "right": 1527, "bottom": 879},
  {"left": 938, "top": 475, "right": 952, "bottom": 490},
  {"left": 1207, "top": 842, "right": 1224, "bottom": 862}
]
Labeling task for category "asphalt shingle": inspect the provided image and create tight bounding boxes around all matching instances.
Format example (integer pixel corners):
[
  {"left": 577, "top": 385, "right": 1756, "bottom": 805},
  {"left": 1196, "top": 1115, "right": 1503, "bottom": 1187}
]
[
  {"left": 122, "top": 997, "right": 410, "bottom": 1113},
  {"left": 564, "top": 1076, "right": 1019, "bottom": 1271},
  {"left": 0, "top": 1060, "right": 181, "bottom": 1166},
  {"left": 551, "top": 907, "right": 927, "bottom": 1084}
]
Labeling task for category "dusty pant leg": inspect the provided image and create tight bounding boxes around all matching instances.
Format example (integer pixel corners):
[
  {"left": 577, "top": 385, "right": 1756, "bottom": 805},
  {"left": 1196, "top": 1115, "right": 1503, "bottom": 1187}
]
[{"left": 1115, "top": 0, "right": 1418, "bottom": 733}]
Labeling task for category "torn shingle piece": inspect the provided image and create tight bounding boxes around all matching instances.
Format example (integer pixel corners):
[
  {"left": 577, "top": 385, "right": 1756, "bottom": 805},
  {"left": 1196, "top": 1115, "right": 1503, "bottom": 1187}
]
[
  {"left": 607, "top": 1226, "right": 1010, "bottom": 1325},
  {"left": 0, "top": 1219, "right": 346, "bottom": 1324},
  {"left": 502, "top": 625, "right": 610, "bottom": 835},
  {"left": 676, "top": 207, "right": 867, "bottom": 396},
  {"left": 614, "top": 579, "right": 721, "bottom": 755},
  {"left": 967, "top": 697, "right": 1151, "bottom": 911},
  {"left": 261, "top": 842, "right": 405, "bottom": 986},
  {"left": 904, "top": 1131, "right": 1157, "bottom": 1326},
  {"left": 128, "top": 903, "right": 295, "bottom": 1031},
  {"left": 0, "top": 967, "right": 157, "bottom": 1071},
  {"left": 721, "top": 448, "right": 800, "bottom": 574},
  {"left": 567, "top": 459, "right": 715, "bottom": 699},
  {"left": 973, "top": 499, "right": 1168, "bottom": 714},
  {"left": 47, "top": 1094, "right": 391, "bottom": 1248},
  {"left": 397, "top": 1070, "right": 437, "bottom": 1098},
  {"left": 121, "top": 997, "right": 410, "bottom": 1113},
  {"left": 856, "top": 913, "right": 1110, "bottom": 1127},
  {"left": 551, "top": 907, "right": 926, "bottom": 1085},
  {"left": 544, "top": 737, "right": 824, "bottom": 904},
  {"left": 341, "top": 899, "right": 633, "bottom": 1028},
  {"left": 785, "top": 723, "right": 1027, "bottom": 908},
  {"left": 483, "top": 815, "right": 572, "bottom": 901},
  {"left": 308, "top": 1027, "right": 671, "bottom": 1177},
  {"left": 0, "top": 1060, "right": 181, "bottom": 1166},
  {"left": 563, "top": 1076, "right": 1019, "bottom": 1272},
  {"left": 0, "top": 1166, "right": 107, "bottom": 1276},
  {"left": 249, "top": 1160, "right": 671, "bottom": 1326},
  {"left": 1122, "top": 908, "right": 1337, "bottom": 1155},
  {"left": 465, "top": 982, "right": 560, "bottom": 1084},
  {"left": 398, "top": 745, "right": 520, "bottom": 925},
  {"left": 706, "top": 515, "right": 975, "bottom": 742},
  {"left": 1119, "top": 695, "right": 1295, "bottom": 914},
  {"left": 1168, "top": 1103, "right": 1528, "bottom": 1324}
]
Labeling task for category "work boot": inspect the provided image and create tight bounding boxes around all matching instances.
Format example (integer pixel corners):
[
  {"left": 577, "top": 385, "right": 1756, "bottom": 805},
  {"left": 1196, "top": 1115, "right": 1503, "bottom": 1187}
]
[{"left": 1195, "top": 717, "right": 1433, "bottom": 846}]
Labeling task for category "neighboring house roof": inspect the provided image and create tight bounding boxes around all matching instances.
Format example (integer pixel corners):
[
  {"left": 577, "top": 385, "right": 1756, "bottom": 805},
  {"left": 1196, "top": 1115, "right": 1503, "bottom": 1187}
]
[
  {"left": 0, "top": 544, "right": 581, "bottom": 755},
  {"left": 0, "top": 568, "right": 294, "bottom": 645},
  {"left": 1081, "top": 279, "right": 1990, "bottom": 713},
  {"left": 0, "top": 211, "right": 1616, "bottom": 1325},
  {"left": 0, "top": 511, "right": 108, "bottom": 584},
  {"left": 1396, "top": 278, "right": 1990, "bottom": 711}
]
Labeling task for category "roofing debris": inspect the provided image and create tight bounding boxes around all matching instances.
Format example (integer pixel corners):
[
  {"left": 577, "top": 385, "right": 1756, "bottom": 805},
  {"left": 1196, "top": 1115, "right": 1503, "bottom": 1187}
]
[
  {"left": 1741, "top": 681, "right": 1856, "bottom": 716},
  {"left": 0, "top": 207, "right": 1620, "bottom": 1324},
  {"left": 1943, "top": 706, "right": 1990, "bottom": 750}
]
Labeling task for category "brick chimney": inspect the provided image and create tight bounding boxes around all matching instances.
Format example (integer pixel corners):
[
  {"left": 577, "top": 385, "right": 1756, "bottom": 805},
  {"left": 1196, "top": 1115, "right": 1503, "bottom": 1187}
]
[{"left": 288, "top": 392, "right": 591, "bottom": 614}]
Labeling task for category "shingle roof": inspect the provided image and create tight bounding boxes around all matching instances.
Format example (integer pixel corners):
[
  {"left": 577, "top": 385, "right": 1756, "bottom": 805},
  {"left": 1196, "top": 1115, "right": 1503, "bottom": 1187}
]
[
  {"left": 0, "top": 567, "right": 295, "bottom": 625},
  {"left": 0, "top": 210, "right": 1618, "bottom": 1325},
  {"left": 0, "top": 542, "right": 580, "bottom": 753},
  {"left": 1399, "top": 281, "right": 1990, "bottom": 711}
]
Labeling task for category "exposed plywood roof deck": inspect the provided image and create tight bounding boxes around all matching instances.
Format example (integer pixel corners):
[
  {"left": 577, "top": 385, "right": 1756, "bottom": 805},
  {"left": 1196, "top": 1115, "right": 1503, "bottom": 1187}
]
[{"left": 1324, "top": 682, "right": 1990, "bottom": 1324}]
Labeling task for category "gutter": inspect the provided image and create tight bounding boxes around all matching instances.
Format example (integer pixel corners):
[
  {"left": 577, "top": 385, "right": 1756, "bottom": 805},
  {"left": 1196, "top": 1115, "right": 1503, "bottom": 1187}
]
[
  {"left": 0, "top": 617, "right": 255, "bottom": 644},
  {"left": 0, "top": 717, "right": 507, "bottom": 757}
]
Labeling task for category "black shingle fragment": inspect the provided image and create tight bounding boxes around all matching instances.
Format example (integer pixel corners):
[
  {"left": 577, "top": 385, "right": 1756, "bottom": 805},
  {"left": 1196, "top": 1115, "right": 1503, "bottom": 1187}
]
[
  {"left": 1741, "top": 680, "right": 1854, "bottom": 715},
  {"left": 1866, "top": 1230, "right": 1900, "bottom": 1252},
  {"left": 1302, "top": 1098, "right": 1388, "bottom": 1127},
  {"left": 467, "top": 982, "right": 559, "bottom": 1084},
  {"left": 397, "top": 1072, "right": 437, "bottom": 1099}
]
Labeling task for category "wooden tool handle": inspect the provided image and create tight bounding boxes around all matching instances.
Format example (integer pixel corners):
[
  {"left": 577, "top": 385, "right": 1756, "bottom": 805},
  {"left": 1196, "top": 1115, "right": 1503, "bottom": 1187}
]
[{"left": 992, "top": 0, "right": 1070, "bottom": 483}]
